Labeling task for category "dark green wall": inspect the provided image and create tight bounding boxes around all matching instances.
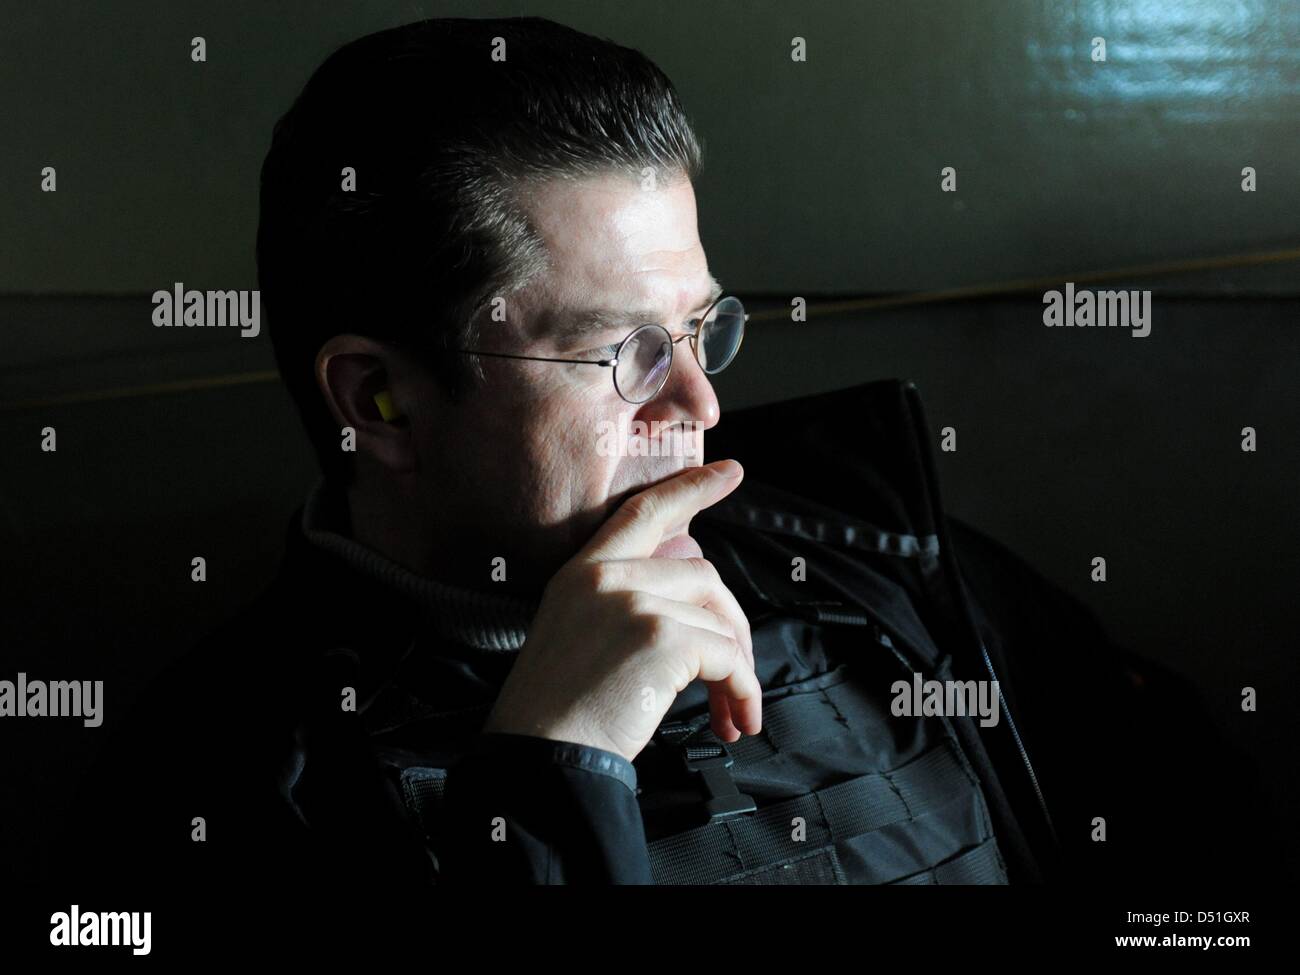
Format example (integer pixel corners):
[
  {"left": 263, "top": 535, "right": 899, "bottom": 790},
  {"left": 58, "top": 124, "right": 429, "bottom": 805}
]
[{"left": 3, "top": 0, "right": 1297, "bottom": 295}]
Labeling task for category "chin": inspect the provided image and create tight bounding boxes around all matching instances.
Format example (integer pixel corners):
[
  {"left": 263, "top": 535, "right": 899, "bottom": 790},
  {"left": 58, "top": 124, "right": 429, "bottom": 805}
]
[{"left": 611, "top": 465, "right": 689, "bottom": 504}]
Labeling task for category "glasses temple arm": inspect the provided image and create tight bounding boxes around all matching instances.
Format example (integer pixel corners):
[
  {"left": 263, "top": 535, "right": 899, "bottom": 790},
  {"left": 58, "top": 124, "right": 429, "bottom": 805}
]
[{"left": 456, "top": 349, "right": 615, "bottom": 367}]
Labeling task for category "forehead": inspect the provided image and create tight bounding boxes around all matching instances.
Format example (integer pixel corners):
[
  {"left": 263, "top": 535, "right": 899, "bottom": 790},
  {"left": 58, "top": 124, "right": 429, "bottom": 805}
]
[{"left": 513, "top": 173, "right": 713, "bottom": 336}]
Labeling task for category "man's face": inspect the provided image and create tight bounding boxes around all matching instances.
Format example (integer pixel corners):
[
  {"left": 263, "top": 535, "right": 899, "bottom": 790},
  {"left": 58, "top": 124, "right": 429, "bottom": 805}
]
[{"left": 414, "top": 172, "right": 725, "bottom": 589}]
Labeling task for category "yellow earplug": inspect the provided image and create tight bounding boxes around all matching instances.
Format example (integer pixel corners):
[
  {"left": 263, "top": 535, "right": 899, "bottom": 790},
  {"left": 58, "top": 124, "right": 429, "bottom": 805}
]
[{"left": 373, "top": 390, "right": 401, "bottom": 422}]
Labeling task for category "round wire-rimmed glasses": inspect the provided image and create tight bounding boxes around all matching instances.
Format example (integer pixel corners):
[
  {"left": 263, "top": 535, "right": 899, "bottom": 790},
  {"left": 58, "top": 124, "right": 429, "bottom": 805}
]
[{"left": 455, "top": 295, "right": 748, "bottom": 404}]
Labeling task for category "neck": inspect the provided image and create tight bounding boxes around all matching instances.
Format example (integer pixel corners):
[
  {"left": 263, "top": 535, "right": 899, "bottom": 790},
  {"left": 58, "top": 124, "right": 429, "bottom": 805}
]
[
  {"left": 346, "top": 478, "right": 439, "bottom": 579},
  {"left": 344, "top": 476, "right": 547, "bottom": 598}
]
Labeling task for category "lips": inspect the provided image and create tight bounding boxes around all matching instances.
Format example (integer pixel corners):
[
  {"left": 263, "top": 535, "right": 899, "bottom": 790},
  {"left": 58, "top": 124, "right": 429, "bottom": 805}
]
[{"left": 651, "top": 532, "right": 704, "bottom": 560}]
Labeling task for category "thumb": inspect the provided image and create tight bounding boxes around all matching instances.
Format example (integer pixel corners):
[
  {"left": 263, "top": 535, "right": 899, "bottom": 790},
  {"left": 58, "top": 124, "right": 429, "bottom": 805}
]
[{"left": 578, "top": 460, "right": 744, "bottom": 564}]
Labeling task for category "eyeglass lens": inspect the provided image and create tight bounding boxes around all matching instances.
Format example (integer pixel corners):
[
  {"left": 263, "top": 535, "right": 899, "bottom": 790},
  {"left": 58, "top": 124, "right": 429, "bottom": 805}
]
[{"left": 612, "top": 297, "right": 746, "bottom": 403}]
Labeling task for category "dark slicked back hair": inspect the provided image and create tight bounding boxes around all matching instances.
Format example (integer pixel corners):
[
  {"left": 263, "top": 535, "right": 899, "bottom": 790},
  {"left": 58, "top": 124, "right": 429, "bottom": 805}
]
[{"left": 256, "top": 16, "right": 704, "bottom": 483}]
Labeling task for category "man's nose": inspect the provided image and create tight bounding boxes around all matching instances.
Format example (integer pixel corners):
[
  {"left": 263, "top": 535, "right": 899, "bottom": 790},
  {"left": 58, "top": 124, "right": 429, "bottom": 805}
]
[{"left": 635, "top": 342, "right": 720, "bottom": 431}]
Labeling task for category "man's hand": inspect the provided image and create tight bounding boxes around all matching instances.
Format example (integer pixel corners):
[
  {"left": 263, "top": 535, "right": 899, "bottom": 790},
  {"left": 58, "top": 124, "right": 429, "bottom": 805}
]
[{"left": 482, "top": 459, "right": 761, "bottom": 764}]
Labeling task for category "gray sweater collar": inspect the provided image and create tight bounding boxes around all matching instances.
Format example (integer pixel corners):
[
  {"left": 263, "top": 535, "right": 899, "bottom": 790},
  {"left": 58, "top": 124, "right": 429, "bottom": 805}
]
[{"left": 299, "top": 479, "right": 536, "bottom": 652}]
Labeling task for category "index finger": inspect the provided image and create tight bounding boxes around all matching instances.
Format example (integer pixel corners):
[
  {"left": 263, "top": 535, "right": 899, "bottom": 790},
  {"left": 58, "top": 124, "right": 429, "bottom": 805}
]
[{"left": 578, "top": 459, "right": 744, "bottom": 564}]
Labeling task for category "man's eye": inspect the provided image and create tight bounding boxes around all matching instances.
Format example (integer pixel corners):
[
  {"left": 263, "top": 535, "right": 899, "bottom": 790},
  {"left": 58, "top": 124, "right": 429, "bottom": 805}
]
[{"left": 587, "top": 343, "right": 620, "bottom": 359}]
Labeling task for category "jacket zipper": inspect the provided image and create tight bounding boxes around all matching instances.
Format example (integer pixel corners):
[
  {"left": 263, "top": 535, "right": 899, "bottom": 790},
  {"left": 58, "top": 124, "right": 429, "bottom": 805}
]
[
  {"left": 973, "top": 629, "right": 1058, "bottom": 846},
  {"left": 901, "top": 383, "right": 1059, "bottom": 849}
]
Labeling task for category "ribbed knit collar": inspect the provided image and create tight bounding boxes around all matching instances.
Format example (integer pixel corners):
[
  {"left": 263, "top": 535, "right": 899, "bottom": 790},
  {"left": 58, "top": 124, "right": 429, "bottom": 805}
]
[{"left": 299, "top": 479, "right": 537, "bottom": 652}]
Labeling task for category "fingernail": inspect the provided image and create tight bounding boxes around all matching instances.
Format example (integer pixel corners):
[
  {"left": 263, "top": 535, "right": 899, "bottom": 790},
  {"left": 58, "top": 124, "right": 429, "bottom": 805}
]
[{"left": 714, "top": 460, "right": 743, "bottom": 479}]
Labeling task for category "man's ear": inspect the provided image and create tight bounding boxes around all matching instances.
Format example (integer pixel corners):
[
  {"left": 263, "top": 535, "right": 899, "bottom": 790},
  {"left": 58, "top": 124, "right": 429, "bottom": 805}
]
[{"left": 315, "top": 335, "right": 418, "bottom": 474}]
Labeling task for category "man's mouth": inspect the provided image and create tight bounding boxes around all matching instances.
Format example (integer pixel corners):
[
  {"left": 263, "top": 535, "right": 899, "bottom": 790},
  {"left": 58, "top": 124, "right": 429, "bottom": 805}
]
[{"left": 652, "top": 531, "right": 704, "bottom": 560}]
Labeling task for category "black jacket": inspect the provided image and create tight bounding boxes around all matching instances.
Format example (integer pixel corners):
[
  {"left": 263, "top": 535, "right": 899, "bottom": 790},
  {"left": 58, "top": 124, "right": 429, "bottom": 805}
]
[{"left": 65, "top": 379, "right": 1273, "bottom": 889}]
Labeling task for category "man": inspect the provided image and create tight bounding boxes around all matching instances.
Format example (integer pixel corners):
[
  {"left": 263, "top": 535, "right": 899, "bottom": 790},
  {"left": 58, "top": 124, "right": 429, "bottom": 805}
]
[{"left": 70, "top": 16, "right": 1267, "bottom": 890}]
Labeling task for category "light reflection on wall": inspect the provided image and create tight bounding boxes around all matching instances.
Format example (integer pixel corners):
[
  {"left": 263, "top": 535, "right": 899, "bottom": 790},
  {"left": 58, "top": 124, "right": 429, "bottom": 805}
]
[{"left": 1025, "top": 0, "right": 1300, "bottom": 122}]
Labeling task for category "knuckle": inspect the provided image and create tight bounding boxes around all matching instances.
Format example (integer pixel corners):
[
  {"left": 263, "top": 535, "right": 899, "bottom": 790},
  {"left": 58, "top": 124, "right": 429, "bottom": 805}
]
[
  {"left": 622, "top": 493, "right": 658, "bottom": 523},
  {"left": 619, "top": 589, "right": 651, "bottom": 616},
  {"left": 711, "top": 608, "right": 736, "bottom": 638},
  {"left": 728, "top": 635, "right": 744, "bottom": 666},
  {"left": 586, "top": 560, "right": 621, "bottom": 593},
  {"left": 725, "top": 636, "right": 750, "bottom": 679},
  {"left": 700, "top": 559, "right": 731, "bottom": 599},
  {"left": 684, "top": 556, "right": 719, "bottom": 582},
  {"left": 636, "top": 612, "right": 672, "bottom": 644}
]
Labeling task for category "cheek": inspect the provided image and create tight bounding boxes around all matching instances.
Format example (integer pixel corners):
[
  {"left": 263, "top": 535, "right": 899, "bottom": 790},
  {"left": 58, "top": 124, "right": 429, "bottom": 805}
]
[{"left": 519, "top": 387, "right": 627, "bottom": 518}]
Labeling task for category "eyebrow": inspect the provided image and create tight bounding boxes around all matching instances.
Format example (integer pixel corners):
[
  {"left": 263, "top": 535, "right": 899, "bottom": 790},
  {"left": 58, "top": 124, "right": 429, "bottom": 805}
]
[{"left": 547, "top": 274, "right": 724, "bottom": 343}]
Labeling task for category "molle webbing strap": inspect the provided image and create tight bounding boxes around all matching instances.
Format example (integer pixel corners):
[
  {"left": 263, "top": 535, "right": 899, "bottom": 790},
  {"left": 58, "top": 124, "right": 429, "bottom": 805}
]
[
  {"left": 889, "top": 837, "right": 1006, "bottom": 885},
  {"left": 647, "top": 742, "right": 971, "bottom": 885},
  {"left": 723, "top": 671, "right": 873, "bottom": 766}
]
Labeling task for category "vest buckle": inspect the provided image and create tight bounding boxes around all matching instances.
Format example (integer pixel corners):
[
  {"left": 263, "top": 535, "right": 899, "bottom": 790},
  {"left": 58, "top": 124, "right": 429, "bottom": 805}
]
[{"left": 656, "top": 721, "right": 757, "bottom": 824}]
